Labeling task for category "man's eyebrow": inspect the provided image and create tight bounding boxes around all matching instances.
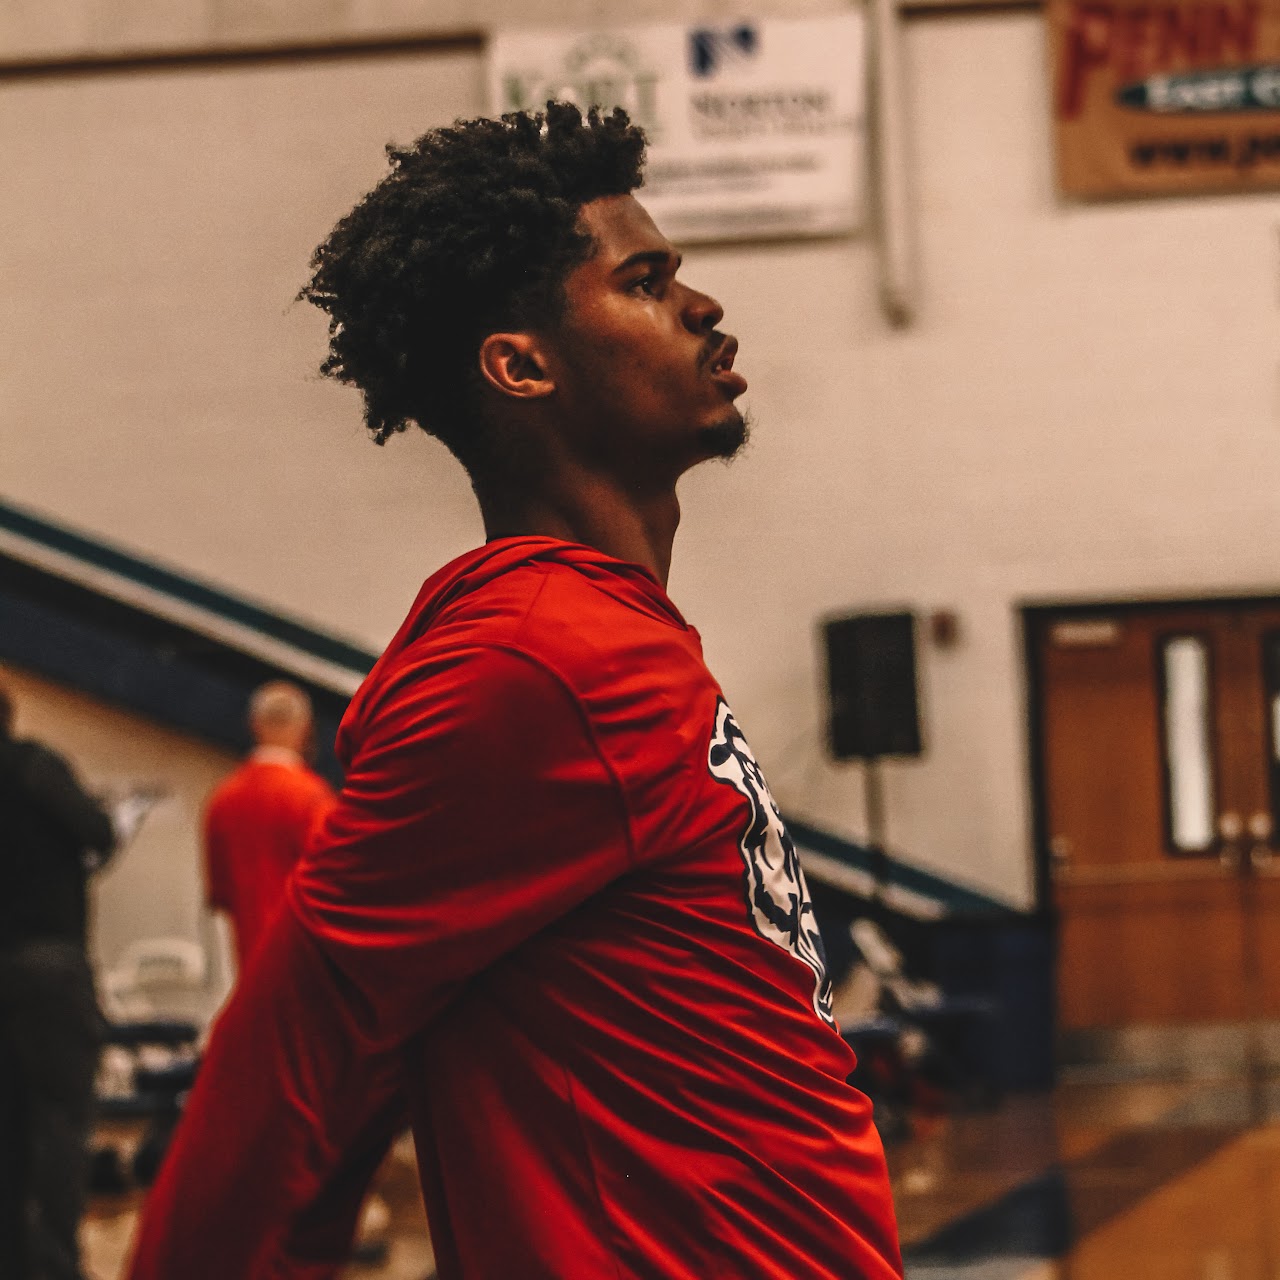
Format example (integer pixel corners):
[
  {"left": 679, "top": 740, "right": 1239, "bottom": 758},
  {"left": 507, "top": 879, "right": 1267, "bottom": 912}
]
[{"left": 611, "top": 249, "right": 682, "bottom": 276}]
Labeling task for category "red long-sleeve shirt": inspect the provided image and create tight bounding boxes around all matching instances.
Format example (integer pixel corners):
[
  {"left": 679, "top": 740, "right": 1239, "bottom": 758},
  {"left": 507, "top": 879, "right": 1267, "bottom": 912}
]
[{"left": 128, "top": 538, "right": 902, "bottom": 1280}]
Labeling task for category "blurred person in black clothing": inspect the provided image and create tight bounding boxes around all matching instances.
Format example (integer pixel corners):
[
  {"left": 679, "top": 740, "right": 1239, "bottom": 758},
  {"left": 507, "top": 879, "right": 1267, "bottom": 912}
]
[{"left": 0, "top": 680, "right": 116, "bottom": 1280}]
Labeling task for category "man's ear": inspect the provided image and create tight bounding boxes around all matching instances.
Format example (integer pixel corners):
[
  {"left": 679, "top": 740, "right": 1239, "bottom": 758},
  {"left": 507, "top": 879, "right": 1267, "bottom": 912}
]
[{"left": 478, "top": 332, "right": 556, "bottom": 400}]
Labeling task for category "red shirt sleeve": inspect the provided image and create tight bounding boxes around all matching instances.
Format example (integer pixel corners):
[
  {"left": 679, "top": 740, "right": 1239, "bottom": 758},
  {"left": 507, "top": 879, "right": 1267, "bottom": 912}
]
[
  {"left": 128, "top": 644, "right": 633, "bottom": 1279},
  {"left": 289, "top": 642, "right": 635, "bottom": 1045}
]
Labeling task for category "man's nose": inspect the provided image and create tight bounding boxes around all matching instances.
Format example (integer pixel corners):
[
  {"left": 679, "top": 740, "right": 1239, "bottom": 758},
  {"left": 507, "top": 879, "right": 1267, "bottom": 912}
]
[{"left": 681, "top": 284, "right": 725, "bottom": 335}]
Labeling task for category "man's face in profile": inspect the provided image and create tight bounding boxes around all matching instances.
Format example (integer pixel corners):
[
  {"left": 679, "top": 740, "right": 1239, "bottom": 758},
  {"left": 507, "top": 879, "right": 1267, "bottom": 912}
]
[{"left": 543, "top": 194, "right": 749, "bottom": 485}]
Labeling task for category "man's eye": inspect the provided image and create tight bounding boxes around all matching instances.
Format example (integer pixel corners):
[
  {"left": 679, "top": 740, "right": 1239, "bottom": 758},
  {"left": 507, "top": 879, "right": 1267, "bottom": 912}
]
[{"left": 631, "top": 275, "right": 660, "bottom": 297}]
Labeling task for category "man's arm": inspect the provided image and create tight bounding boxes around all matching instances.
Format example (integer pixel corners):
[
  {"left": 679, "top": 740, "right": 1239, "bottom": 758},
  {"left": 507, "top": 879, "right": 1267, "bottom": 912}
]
[
  {"left": 127, "top": 643, "right": 633, "bottom": 1278},
  {"left": 127, "top": 909, "right": 410, "bottom": 1280},
  {"left": 12, "top": 741, "right": 117, "bottom": 861},
  {"left": 290, "top": 642, "right": 635, "bottom": 1044}
]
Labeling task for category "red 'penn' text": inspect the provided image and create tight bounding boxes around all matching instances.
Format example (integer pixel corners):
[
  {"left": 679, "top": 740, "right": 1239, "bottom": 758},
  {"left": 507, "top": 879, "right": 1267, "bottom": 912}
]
[{"left": 1058, "top": 1, "right": 1260, "bottom": 118}]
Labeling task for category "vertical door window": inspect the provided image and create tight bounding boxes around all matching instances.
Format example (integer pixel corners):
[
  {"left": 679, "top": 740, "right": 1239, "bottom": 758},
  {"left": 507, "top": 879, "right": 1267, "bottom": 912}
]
[{"left": 1160, "top": 635, "right": 1216, "bottom": 854}]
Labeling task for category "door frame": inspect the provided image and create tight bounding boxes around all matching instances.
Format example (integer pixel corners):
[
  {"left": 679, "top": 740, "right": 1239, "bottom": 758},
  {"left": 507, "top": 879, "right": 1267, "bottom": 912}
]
[{"left": 1022, "top": 592, "right": 1280, "bottom": 914}]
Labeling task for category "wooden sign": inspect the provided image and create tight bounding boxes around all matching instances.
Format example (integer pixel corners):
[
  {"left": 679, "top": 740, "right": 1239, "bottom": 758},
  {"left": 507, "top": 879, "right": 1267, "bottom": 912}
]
[{"left": 1050, "top": 0, "right": 1280, "bottom": 197}]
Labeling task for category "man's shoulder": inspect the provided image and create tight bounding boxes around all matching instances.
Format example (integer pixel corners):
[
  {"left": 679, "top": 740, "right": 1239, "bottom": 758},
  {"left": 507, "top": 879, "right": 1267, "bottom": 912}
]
[
  {"left": 285, "top": 764, "right": 336, "bottom": 806},
  {"left": 205, "top": 762, "right": 251, "bottom": 813},
  {"left": 1, "top": 738, "right": 72, "bottom": 788},
  {"left": 363, "top": 560, "right": 707, "bottom": 735},
  {"left": 431, "top": 559, "right": 566, "bottom": 625},
  {"left": 0, "top": 737, "right": 40, "bottom": 793},
  {"left": 4, "top": 737, "right": 64, "bottom": 768},
  {"left": 206, "top": 758, "right": 276, "bottom": 811},
  {"left": 434, "top": 560, "right": 691, "bottom": 666},
  {"left": 204, "top": 764, "right": 332, "bottom": 848}
]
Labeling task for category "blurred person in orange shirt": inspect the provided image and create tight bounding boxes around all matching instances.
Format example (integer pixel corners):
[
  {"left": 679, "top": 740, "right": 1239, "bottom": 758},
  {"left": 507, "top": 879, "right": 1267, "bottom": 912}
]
[{"left": 204, "top": 681, "right": 335, "bottom": 973}]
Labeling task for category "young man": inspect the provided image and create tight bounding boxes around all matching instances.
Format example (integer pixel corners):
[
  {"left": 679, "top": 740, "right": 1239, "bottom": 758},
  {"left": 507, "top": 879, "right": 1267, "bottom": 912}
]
[{"left": 128, "top": 103, "right": 903, "bottom": 1279}]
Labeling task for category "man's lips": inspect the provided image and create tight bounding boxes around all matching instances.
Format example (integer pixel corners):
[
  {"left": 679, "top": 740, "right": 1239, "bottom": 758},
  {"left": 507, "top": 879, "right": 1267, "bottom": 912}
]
[{"left": 704, "top": 333, "right": 748, "bottom": 396}]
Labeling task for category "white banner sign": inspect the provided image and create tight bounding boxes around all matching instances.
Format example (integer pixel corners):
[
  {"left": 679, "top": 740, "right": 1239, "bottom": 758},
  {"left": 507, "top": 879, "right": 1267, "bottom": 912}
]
[{"left": 487, "top": 14, "right": 866, "bottom": 243}]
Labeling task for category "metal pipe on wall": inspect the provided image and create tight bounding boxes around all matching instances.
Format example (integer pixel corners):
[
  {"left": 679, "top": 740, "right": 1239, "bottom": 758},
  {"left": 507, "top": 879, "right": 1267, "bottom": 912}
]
[{"left": 870, "top": 0, "right": 918, "bottom": 326}]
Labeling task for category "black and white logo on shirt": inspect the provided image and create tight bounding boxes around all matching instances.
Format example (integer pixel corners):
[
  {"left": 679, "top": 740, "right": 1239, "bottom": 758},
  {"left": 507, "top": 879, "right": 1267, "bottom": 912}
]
[{"left": 708, "top": 698, "right": 834, "bottom": 1025}]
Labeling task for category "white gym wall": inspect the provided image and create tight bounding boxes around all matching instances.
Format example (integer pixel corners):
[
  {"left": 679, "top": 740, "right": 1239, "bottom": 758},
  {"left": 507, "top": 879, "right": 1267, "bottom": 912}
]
[{"left": 5, "top": 2, "right": 1280, "bottom": 926}]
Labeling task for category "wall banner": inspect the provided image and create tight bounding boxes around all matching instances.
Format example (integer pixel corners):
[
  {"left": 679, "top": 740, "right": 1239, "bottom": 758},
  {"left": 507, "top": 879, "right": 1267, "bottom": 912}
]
[
  {"left": 1051, "top": 0, "right": 1280, "bottom": 197},
  {"left": 487, "top": 15, "right": 865, "bottom": 242}
]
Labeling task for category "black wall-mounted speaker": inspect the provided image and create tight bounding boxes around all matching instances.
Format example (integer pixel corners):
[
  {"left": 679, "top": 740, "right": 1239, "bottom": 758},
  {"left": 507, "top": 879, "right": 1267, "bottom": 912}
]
[{"left": 822, "top": 611, "right": 923, "bottom": 760}]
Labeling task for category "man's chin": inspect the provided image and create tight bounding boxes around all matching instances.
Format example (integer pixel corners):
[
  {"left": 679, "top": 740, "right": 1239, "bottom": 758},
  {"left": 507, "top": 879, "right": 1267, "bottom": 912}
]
[{"left": 696, "top": 409, "right": 750, "bottom": 462}]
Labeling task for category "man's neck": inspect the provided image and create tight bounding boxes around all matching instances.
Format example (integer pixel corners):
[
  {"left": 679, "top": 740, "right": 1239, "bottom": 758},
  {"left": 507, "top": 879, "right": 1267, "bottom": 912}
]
[
  {"left": 250, "top": 744, "right": 304, "bottom": 767},
  {"left": 479, "top": 469, "right": 681, "bottom": 586}
]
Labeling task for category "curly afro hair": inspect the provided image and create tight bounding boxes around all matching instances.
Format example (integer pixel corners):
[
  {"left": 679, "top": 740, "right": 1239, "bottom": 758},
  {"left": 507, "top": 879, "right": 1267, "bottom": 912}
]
[{"left": 300, "top": 101, "right": 647, "bottom": 473}]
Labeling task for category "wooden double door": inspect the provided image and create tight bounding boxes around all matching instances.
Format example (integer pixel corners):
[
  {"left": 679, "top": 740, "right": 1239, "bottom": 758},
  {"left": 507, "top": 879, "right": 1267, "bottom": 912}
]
[{"left": 1033, "top": 601, "right": 1280, "bottom": 1034}]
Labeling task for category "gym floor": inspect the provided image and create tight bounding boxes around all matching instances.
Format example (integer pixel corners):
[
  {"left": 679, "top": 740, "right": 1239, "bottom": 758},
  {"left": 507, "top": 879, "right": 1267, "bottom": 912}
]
[{"left": 84, "top": 1071, "right": 1277, "bottom": 1279}]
